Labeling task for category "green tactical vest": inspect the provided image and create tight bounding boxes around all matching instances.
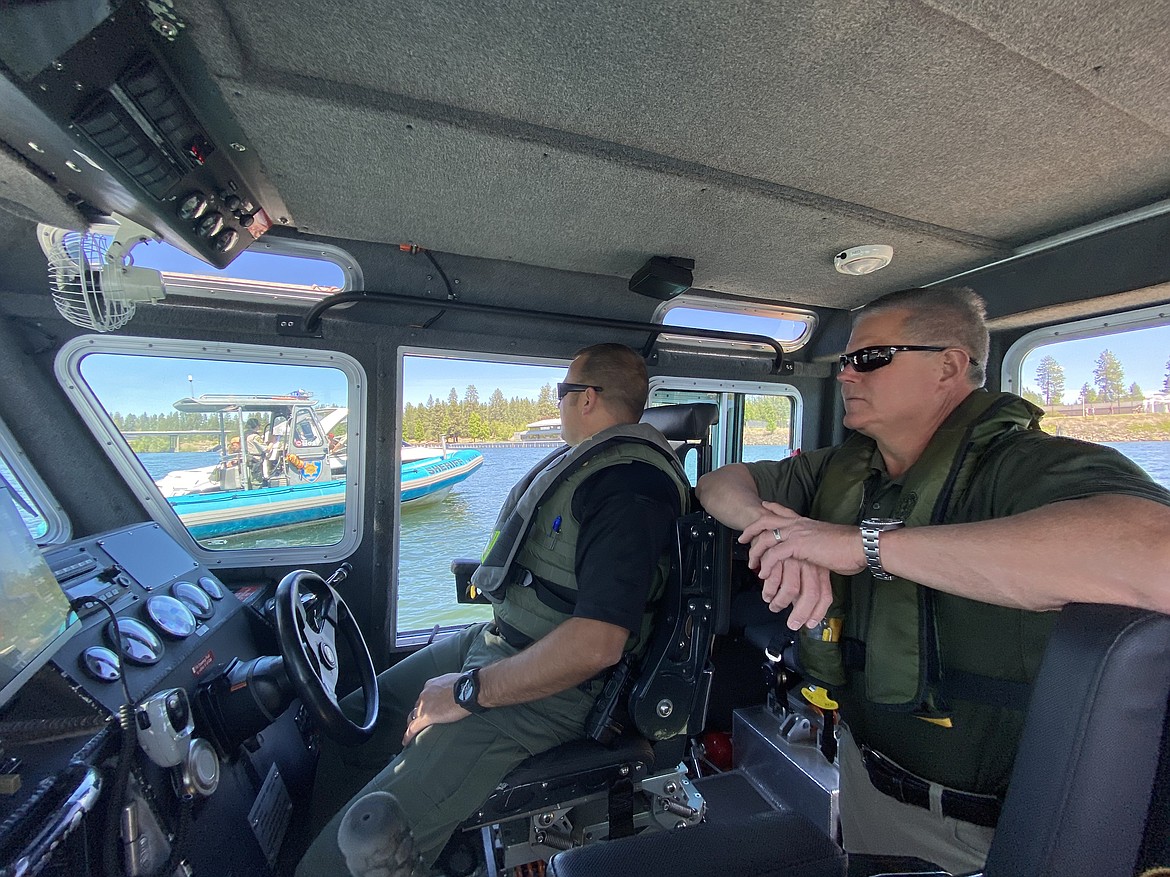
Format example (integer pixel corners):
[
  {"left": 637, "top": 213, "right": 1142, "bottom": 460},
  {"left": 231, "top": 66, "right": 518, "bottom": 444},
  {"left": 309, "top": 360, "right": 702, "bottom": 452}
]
[
  {"left": 800, "top": 390, "right": 1044, "bottom": 720},
  {"left": 494, "top": 440, "right": 689, "bottom": 657}
]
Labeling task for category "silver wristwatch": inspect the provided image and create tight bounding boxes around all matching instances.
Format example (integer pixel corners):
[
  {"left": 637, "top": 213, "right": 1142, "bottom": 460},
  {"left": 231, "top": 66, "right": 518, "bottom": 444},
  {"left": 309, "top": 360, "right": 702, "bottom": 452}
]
[{"left": 860, "top": 518, "right": 904, "bottom": 580}]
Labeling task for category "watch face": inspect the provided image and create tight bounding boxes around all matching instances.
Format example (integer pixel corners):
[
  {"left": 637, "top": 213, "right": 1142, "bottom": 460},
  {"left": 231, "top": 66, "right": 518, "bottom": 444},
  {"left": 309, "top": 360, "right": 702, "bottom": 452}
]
[{"left": 456, "top": 676, "right": 474, "bottom": 704}]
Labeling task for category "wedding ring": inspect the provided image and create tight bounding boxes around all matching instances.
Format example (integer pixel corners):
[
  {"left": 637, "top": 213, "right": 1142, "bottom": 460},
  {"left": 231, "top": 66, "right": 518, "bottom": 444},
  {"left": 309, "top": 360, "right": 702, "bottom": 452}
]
[{"left": 772, "top": 528, "right": 784, "bottom": 542}]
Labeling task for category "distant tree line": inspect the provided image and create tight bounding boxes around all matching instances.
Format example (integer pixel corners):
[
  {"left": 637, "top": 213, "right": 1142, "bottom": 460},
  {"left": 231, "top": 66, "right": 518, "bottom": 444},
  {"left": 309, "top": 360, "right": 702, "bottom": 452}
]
[
  {"left": 403, "top": 385, "right": 560, "bottom": 442},
  {"left": 111, "top": 407, "right": 348, "bottom": 453},
  {"left": 1026, "top": 351, "right": 1170, "bottom": 408},
  {"left": 745, "top": 395, "right": 793, "bottom": 432}
]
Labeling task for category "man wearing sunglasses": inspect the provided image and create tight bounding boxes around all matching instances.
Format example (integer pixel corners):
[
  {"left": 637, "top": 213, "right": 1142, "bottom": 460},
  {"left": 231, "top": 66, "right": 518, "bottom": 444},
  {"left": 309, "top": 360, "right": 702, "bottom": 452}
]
[
  {"left": 696, "top": 286, "right": 1170, "bottom": 872},
  {"left": 300, "top": 344, "right": 689, "bottom": 877}
]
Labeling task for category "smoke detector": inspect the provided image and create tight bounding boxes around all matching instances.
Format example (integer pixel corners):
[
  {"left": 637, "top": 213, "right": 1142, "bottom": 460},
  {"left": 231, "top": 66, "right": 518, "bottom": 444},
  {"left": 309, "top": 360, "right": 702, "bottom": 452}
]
[{"left": 834, "top": 245, "right": 894, "bottom": 276}]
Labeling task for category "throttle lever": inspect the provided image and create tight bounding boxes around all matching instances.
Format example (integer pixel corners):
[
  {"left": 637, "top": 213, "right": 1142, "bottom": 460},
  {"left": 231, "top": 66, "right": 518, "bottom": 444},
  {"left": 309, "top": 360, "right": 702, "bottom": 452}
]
[{"left": 325, "top": 563, "right": 353, "bottom": 589}]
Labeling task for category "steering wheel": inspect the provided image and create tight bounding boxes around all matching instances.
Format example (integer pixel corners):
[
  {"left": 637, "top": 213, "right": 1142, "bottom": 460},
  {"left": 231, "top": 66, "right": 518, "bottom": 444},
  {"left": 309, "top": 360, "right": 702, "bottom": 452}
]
[{"left": 275, "top": 570, "right": 379, "bottom": 745}]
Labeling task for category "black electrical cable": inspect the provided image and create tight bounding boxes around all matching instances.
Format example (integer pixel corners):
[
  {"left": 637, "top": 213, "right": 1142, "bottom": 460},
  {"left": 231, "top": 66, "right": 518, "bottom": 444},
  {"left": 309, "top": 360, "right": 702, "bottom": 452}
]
[
  {"left": 422, "top": 249, "right": 455, "bottom": 298},
  {"left": 67, "top": 596, "right": 196, "bottom": 877},
  {"left": 102, "top": 703, "right": 137, "bottom": 877},
  {"left": 66, "top": 597, "right": 141, "bottom": 877},
  {"left": 67, "top": 596, "right": 134, "bottom": 709}
]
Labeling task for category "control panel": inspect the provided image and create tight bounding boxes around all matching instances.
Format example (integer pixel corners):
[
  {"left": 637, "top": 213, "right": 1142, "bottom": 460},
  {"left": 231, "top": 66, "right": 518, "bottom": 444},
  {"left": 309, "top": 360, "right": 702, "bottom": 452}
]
[
  {"left": 0, "top": 1, "right": 288, "bottom": 267},
  {"left": 0, "top": 522, "right": 317, "bottom": 877},
  {"left": 46, "top": 523, "right": 245, "bottom": 715}
]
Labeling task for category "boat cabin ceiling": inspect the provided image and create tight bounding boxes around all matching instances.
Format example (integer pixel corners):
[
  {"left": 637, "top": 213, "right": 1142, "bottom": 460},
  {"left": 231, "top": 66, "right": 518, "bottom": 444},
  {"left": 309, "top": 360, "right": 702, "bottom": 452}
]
[{"left": 2, "top": 0, "right": 1169, "bottom": 320}]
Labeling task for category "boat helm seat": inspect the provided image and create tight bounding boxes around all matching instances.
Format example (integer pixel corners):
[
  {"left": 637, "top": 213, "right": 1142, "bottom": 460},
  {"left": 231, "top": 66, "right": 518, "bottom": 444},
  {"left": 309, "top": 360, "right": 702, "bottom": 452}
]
[
  {"left": 445, "top": 402, "right": 730, "bottom": 873},
  {"left": 544, "top": 603, "right": 1170, "bottom": 877}
]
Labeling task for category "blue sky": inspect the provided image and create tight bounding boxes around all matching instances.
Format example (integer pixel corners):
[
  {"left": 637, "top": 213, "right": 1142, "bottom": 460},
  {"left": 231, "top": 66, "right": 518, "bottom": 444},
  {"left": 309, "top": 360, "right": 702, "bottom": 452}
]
[
  {"left": 80, "top": 354, "right": 349, "bottom": 415},
  {"left": 403, "top": 356, "right": 565, "bottom": 405},
  {"left": 1019, "top": 325, "right": 1170, "bottom": 403}
]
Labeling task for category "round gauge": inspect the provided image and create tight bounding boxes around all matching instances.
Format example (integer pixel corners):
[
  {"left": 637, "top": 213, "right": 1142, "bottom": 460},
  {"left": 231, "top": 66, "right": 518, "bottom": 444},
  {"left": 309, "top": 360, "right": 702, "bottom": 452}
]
[
  {"left": 105, "top": 618, "right": 164, "bottom": 666},
  {"left": 79, "top": 645, "right": 121, "bottom": 682},
  {"left": 197, "top": 212, "right": 225, "bottom": 238},
  {"left": 146, "top": 595, "right": 197, "bottom": 638},
  {"left": 197, "top": 576, "right": 224, "bottom": 601},
  {"left": 177, "top": 191, "right": 209, "bottom": 221},
  {"left": 172, "top": 581, "right": 214, "bottom": 620}
]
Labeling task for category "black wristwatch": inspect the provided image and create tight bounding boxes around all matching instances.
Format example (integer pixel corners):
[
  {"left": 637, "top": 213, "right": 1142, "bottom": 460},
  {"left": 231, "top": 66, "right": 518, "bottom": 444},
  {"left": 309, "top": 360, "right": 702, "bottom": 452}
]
[
  {"left": 860, "top": 518, "right": 904, "bottom": 581},
  {"left": 454, "top": 667, "right": 488, "bottom": 713}
]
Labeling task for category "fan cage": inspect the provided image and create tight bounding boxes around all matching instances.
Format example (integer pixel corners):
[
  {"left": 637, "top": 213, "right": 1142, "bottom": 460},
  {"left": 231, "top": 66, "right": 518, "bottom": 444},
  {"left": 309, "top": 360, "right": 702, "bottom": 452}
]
[{"left": 47, "top": 231, "right": 136, "bottom": 331}]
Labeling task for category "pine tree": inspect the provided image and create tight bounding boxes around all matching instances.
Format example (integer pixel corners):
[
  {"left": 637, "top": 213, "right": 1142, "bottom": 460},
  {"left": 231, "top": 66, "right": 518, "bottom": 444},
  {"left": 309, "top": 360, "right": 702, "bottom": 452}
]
[
  {"left": 1092, "top": 350, "right": 1125, "bottom": 410},
  {"left": 1034, "top": 355, "right": 1066, "bottom": 405}
]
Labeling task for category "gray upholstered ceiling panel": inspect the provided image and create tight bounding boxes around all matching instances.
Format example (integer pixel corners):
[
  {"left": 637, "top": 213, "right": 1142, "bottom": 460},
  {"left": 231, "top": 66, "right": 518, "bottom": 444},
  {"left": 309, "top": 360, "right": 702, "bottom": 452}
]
[
  {"left": 173, "top": 0, "right": 1170, "bottom": 308},
  {"left": 224, "top": 83, "right": 993, "bottom": 309}
]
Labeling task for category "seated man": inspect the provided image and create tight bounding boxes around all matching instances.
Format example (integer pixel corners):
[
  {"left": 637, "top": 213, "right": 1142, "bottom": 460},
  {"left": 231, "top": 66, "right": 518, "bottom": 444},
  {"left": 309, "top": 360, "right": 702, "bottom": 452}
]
[
  {"left": 696, "top": 286, "right": 1170, "bottom": 873},
  {"left": 297, "top": 343, "right": 690, "bottom": 877}
]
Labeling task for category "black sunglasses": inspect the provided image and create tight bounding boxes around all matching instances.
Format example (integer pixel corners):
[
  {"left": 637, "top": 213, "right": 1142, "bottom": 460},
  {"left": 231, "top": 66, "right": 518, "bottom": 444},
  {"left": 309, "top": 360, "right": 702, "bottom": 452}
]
[
  {"left": 557, "top": 382, "right": 604, "bottom": 400},
  {"left": 838, "top": 345, "right": 948, "bottom": 373}
]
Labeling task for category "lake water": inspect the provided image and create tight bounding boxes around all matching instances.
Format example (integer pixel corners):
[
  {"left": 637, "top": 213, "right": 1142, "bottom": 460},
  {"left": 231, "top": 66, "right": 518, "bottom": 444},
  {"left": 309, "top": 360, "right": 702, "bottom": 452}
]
[{"left": 140, "top": 440, "right": 1170, "bottom": 633}]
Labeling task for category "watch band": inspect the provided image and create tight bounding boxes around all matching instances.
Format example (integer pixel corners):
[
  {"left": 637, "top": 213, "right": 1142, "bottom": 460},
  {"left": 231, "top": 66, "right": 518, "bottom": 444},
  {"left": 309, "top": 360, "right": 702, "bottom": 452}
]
[{"left": 860, "top": 518, "right": 904, "bottom": 581}]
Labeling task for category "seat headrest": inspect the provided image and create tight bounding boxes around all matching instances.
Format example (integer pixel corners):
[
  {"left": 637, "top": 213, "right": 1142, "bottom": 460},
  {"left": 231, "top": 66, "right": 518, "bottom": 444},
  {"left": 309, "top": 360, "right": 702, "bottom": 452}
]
[{"left": 639, "top": 403, "right": 719, "bottom": 442}]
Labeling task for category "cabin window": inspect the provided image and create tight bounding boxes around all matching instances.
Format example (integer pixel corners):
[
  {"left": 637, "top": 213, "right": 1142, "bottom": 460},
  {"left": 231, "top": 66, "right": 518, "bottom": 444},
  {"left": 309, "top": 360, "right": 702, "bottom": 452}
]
[
  {"left": 56, "top": 336, "right": 365, "bottom": 565},
  {"left": 0, "top": 415, "right": 70, "bottom": 545},
  {"left": 1003, "top": 303, "right": 1170, "bottom": 490},
  {"left": 127, "top": 233, "right": 358, "bottom": 303},
  {"left": 648, "top": 378, "right": 802, "bottom": 481},
  {"left": 655, "top": 296, "right": 816, "bottom": 353},
  {"left": 396, "top": 350, "right": 565, "bottom": 645}
]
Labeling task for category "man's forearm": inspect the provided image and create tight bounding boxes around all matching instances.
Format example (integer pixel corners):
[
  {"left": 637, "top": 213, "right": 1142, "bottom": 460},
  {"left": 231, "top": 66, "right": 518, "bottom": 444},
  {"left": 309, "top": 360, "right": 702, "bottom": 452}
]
[
  {"left": 696, "top": 464, "right": 769, "bottom": 530},
  {"left": 881, "top": 494, "right": 1170, "bottom": 613},
  {"left": 477, "top": 617, "right": 629, "bottom": 708}
]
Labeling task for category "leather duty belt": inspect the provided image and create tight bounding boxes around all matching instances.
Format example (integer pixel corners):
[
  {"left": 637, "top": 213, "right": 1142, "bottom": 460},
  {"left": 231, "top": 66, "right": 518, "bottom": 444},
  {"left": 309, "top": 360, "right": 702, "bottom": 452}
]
[{"left": 860, "top": 745, "right": 1002, "bottom": 828}]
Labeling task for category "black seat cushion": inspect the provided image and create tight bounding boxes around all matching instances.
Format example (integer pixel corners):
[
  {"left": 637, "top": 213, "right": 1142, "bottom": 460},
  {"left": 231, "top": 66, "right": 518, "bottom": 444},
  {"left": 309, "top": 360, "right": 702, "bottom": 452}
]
[
  {"left": 547, "top": 810, "right": 845, "bottom": 877},
  {"left": 460, "top": 734, "right": 654, "bottom": 827}
]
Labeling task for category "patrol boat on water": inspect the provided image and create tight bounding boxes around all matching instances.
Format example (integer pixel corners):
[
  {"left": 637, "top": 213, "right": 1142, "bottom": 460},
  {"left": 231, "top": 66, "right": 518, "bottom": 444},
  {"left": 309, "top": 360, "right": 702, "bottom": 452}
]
[{"left": 155, "top": 393, "right": 483, "bottom": 537}]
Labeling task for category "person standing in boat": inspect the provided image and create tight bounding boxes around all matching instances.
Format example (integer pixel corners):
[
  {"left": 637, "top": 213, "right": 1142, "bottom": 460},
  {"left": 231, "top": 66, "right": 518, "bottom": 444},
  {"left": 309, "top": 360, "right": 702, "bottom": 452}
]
[
  {"left": 243, "top": 417, "right": 267, "bottom": 488},
  {"left": 297, "top": 343, "right": 690, "bottom": 877},
  {"left": 695, "top": 286, "right": 1170, "bottom": 872}
]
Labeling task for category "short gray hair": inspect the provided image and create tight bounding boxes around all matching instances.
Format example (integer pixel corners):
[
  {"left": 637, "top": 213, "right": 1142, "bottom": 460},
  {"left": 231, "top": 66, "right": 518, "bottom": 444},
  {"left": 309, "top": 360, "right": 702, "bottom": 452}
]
[
  {"left": 572, "top": 343, "right": 648, "bottom": 421},
  {"left": 856, "top": 286, "right": 989, "bottom": 386}
]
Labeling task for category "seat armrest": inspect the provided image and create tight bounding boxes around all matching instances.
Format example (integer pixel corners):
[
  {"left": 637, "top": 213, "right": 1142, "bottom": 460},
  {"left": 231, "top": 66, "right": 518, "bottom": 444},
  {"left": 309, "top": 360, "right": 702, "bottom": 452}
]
[{"left": 451, "top": 558, "right": 489, "bottom": 604}]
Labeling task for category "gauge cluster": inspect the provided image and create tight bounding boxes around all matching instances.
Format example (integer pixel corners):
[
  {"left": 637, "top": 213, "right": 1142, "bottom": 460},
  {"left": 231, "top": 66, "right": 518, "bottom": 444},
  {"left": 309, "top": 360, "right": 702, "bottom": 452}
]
[{"left": 46, "top": 522, "right": 245, "bottom": 716}]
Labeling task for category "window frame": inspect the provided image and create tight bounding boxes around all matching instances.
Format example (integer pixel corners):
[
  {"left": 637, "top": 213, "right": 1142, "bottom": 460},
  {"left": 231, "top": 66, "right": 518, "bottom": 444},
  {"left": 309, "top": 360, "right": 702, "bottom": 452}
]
[
  {"left": 55, "top": 335, "right": 367, "bottom": 566},
  {"left": 648, "top": 376, "right": 803, "bottom": 470},
  {"left": 1002, "top": 302, "right": 1170, "bottom": 399},
  {"left": 124, "top": 231, "right": 362, "bottom": 305},
  {"left": 653, "top": 294, "right": 818, "bottom": 353},
  {"left": 393, "top": 346, "right": 568, "bottom": 648},
  {"left": 0, "top": 413, "right": 71, "bottom": 546}
]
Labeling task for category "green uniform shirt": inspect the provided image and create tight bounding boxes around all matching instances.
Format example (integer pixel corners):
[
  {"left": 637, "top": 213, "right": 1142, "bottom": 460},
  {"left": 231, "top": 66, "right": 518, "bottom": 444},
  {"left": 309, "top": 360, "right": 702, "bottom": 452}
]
[{"left": 746, "top": 431, "right": 1170, "bottom": 794}]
